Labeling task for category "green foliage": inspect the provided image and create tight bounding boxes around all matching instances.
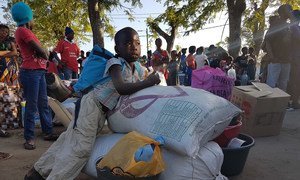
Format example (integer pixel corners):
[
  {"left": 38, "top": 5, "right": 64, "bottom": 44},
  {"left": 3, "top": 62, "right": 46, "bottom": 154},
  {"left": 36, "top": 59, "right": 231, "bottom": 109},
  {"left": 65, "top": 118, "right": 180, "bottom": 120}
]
[
  {"left": 147, "top": 0, "right": 226, "bottom": 36},
  {"left": 146, "top": 0, "right": 226, "bottom": 52},
  {"left": 174, "top": 44, "right": 181, "bottom": 51},
  {"left": 279, "top": 0, "right": 300, "bottom": 9},
  {"left": 7, "top": 0, "right": 90, "bottom": 48},
  {"left": 4, "top": 0, "right": 143, "bottom": 48},
  {"left": 242, "top": 0, "right": 300, "bottom": 55}
]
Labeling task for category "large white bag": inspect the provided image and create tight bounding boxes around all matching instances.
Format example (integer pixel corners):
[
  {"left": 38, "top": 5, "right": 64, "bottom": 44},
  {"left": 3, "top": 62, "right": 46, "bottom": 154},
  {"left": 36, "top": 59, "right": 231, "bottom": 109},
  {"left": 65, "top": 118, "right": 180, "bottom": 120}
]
[
  {"left": 83, "top": 134, "right": 227, "bottom": 180},
  {"left": 48, "top": 97, "right": 72, "bottom": 127},
  {"left": 160, "top": 143, "right": 228, "bottom": 180},
  {"left": 82, "top": 134, "right": 124, "bottom": 177},
  {"left": 107, "top": 86, "right": 241, "bottom": 157},
  {"left": 61, "top": 97, "right": 77, "bottom": 117}
]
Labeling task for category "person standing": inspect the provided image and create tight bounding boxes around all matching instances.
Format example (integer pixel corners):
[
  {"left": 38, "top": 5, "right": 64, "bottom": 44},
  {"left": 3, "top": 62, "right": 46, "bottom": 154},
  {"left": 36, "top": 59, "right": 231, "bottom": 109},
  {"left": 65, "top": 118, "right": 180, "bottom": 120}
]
[
  {"left": 54, "top": 27, "right": 80, "bottom": 80},
  {"left": 194, "top": 46, "right": 207, "bottom": 70},
  {"left": 288, "top": 9, "right": 300, "bottom": 108},
  {"left": 11, "top": 2, "right": 57, "bottom": 150},
  {"left": 146, "top": 50, "right": 152, "bottom": 69},
  {"left": 77, "top": 50, "right": 85, "bottom": 74},
  {"left": 185, "top": 46, "right": 196, "bottom": 86},
  {"left": 247, "top": 47, "right": 257, "bottom": 81},
  {"left": 152, "top": 38, "right": 169, "bottom": 80},
  {"left": 167, "top": 50, "right": 180, "bottom": 86},
  {"left": 180, "top": 48, "right": 187, "bottom": 72},
  {"left": 234, "top": 47, "right": 249, "bottom": 77},
  {"left": 265, "top": 5, "right": 292, "bottom": 91}
]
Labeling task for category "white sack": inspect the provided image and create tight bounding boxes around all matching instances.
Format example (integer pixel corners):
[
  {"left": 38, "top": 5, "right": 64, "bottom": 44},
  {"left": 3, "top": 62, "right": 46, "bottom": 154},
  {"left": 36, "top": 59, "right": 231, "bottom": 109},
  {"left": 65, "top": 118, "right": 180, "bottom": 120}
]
[
  {"left": 159, "top": 143, "right": 228, "bottom": 180},
  {"left": 48, "top": 97, "right": 72, "bottom": 127},
  {"left": 83, "top": 134, "right": 227, "bottom": 180},
  {"left": 82, "top": 133, "right": 124, "bottom": 178},
  {"left": 107, "top": 86, "right": 241, "bottom": 157},
  {"left": 61, "top": 97, "right": 78, "bottom": 116}
]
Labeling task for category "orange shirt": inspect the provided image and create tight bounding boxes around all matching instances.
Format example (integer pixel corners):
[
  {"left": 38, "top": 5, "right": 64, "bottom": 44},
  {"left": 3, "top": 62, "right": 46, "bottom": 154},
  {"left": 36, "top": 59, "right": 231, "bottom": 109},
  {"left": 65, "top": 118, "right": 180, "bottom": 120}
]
[
  {"left": 54, "top": 39, "right": 80, "bottom": 72},
  {"left": 185, "top": 54, "right": 196, "bottom": 70}
]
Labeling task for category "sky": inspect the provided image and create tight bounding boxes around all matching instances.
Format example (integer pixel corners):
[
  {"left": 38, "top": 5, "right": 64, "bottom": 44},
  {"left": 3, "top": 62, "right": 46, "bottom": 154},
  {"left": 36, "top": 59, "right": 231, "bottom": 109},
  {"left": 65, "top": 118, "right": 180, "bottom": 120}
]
[
  {"left": 79, "top": 0, "right": 230, "bottom": 55},
  {"left": 0, "top": 0, "right": 230, "bottom": 55}
]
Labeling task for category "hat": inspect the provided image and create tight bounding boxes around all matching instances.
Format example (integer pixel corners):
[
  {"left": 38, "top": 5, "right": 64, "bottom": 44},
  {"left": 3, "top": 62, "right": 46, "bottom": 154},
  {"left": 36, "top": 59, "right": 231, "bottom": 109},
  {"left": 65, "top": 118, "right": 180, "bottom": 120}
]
[
  {"left": 65, "top": 27, "right": 74, "bottom": 36},
  {"left": 11, "top": 2, "right": 33, "bottom": 26}
]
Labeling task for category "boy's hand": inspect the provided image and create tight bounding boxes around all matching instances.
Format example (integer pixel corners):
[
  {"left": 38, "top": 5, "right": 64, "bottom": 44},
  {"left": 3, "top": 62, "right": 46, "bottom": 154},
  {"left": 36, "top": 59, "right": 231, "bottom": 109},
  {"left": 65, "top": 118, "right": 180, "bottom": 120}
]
[{"left": 146, "top": 71, "right": 161, "bottom": 85}]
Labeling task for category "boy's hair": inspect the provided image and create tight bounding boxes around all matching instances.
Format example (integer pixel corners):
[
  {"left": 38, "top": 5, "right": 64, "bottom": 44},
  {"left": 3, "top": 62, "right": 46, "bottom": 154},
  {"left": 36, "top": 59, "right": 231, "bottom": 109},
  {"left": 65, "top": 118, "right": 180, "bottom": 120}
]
[
  {"left": 0, "top": 24, "right": 9, "bottom": 30},
  {"left": 241, "top": 47, "right": 248, "bottom": 52},
  {"left": 278, "top": 4, "right": 292, "bottom": 17},
  {"left": 114, "top": 27, "right": 138, "bottom": 45},
  {"left": 155, "top": 38, "right": 162, "bottom": 43},
  {"left": 189, "top": 46, "right": 196, "bottom": 53},
  {"left": 196, "top": 46, "right": 204, "bottom": 54}
]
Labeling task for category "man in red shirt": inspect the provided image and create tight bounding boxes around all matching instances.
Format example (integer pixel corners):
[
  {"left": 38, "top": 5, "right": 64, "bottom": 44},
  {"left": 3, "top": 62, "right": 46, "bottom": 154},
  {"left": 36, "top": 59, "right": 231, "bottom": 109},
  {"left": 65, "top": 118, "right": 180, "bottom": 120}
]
[
  {"left": 54, "top": 27, "right": 80, "bottom": 80},
  {"left": 185, "top": 46, "right": 196, "bottom": 86}
]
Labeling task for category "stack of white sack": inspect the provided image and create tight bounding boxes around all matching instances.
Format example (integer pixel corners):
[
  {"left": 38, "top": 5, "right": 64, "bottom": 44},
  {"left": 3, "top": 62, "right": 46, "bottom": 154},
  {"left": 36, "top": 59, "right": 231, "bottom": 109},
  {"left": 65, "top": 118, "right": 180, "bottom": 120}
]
[
  {"left": 83, "top": 133, "right": 228, "bottom": 180},
  {"left": 107, "top": 85, "right": 241, "bottom": 157}
]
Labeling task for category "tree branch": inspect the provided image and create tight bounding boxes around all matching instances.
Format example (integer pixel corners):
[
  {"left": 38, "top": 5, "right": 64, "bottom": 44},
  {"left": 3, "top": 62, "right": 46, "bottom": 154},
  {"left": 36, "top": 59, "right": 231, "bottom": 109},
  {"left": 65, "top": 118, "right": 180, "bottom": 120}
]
[{"left": 150, "top": 22, "right": 170, "bottom": 40}]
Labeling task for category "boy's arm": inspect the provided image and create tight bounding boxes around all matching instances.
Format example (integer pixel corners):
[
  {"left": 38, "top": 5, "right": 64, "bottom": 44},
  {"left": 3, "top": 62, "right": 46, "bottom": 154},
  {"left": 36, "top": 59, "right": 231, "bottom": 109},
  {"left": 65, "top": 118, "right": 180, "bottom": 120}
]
[{"left": 109, "top": 64, "right": 160, "bottom": 95}]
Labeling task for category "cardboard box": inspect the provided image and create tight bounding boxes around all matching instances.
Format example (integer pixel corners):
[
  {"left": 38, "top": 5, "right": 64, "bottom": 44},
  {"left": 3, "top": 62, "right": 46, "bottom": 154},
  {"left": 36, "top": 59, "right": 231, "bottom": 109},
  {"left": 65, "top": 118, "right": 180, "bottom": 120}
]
[{"left": 231, "top": 83, "right": 290, "bottom": 137}]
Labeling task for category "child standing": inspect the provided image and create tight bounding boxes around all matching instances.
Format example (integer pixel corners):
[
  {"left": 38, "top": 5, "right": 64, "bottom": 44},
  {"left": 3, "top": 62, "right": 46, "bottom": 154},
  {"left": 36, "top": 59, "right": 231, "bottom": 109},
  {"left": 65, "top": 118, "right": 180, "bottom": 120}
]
[
  {"left": 11, "top": 2, "right": 57, "bottom": 150},
  {"left": 25, "top": 27, "right": 161, "bottom": 179},
  {"left": 167, "top": 50, "right": 179, "bottom": 86}
]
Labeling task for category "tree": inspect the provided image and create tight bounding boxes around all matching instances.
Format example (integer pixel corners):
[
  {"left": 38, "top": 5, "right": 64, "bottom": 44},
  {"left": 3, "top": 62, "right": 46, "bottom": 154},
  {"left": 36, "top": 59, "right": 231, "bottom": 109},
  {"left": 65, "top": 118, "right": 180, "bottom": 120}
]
[
  {"left": 242, "top": 0, "right": 299, "bottom": 56},
  {"left": 4, "top": 0, "right": 142, "bottom": 48},
  {"left": 243, "top": 0, "right": 269, "bottom": 56},
  {"left": 147, "top": 0, "right": 225, "bottom": 53},
  {"left": 87, "top": 0, "right": 142, "bottom": 47},
  {"left": 226, "top": 0, "right": 246, "bottom": 59},
  {"left": 6, "top": 0, "right": 90, "bottom": 48}
]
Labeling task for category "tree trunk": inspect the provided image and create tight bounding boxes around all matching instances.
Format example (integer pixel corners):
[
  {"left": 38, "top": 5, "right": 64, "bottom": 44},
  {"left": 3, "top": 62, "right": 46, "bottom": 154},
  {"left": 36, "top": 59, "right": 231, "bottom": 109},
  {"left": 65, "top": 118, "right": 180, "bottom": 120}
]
[
  {"left": 165, "top": 26, "right": 177, "bottom": 53},
  {"left": 253, "top": 28, "right": 265, "bottom": 56},
  {"left": 88, "top": 0, "right": 105, "bottom": 47},
  {"left": 252, "top": 0, "right": 269, "bottom": 56},
  {"left": 227, "top": 0, "right": 246, "bottom": 59}
]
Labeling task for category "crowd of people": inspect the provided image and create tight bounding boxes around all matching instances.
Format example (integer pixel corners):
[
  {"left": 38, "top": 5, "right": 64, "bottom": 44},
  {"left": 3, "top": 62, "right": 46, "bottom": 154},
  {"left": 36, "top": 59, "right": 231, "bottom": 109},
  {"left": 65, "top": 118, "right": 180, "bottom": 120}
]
[
  {"left": 140, "top": 40, "right": 255, "bottom": 87},
  {"left": 0, "top": 1, "right": 299, "bottom": 179}
]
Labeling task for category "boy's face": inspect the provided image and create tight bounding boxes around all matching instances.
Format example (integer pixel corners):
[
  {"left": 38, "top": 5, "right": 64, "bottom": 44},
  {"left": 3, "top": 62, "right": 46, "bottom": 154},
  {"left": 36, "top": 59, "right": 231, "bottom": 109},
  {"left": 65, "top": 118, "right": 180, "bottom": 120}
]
[
  {"left": 116, "top": 31, "right": 141, "bottom": 62},
  {"left": 242, "top": 48, "right": 248, "bottom": 55},
  {"left": 0, "top": 27, "right": 9, "bottom": 40},
  {"left": 171, "top": 51, "right": 177, "bottom": 60},
  {"left": 66, "top": 32, "right": 74, "bottom": 41},
  {"left": 155, "top": 39, "right": 162, "bottom": 48}
]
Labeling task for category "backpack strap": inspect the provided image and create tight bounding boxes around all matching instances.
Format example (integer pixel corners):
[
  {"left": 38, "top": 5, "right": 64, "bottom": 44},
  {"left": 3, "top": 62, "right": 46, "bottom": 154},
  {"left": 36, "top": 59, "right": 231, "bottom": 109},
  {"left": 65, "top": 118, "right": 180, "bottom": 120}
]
[{"left": 93, "top": 48, "right": 114, "bottom": 60}]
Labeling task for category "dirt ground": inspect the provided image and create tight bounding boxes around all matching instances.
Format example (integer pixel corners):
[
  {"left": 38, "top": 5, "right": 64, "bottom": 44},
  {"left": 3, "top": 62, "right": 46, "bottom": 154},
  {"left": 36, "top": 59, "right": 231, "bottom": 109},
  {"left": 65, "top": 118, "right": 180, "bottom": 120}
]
[{"left": 1, "top": 109, "right": 300, "bottom": 180}]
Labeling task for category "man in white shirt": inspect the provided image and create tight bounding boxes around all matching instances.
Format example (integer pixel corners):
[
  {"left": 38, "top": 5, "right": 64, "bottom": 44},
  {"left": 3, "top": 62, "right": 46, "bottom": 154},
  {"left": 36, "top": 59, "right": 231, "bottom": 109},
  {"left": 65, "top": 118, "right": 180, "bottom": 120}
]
[{"left": 194, "top": 46, "right": 207, "bottom": 70}]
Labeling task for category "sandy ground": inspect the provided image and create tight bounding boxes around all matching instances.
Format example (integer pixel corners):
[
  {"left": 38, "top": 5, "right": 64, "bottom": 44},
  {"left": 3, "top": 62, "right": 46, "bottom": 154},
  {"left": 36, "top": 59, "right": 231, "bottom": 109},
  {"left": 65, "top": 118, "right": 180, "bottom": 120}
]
[{"left": 1, "top": 109, "right": 300, "bottom": 180}]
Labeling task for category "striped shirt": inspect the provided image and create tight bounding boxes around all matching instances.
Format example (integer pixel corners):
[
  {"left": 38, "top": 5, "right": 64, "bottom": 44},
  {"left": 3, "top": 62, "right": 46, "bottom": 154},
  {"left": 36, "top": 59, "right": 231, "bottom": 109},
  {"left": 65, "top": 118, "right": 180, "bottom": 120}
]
[{"left": 93, "top": 57, "right": 145, "bottom": 110}]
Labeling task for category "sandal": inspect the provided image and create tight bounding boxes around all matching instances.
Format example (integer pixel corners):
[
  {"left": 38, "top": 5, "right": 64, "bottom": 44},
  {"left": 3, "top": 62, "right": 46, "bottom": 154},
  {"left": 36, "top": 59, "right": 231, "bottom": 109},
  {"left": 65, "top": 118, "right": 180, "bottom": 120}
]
[
  {"left": 0, "top": 129, "right": 10, "bottom": 138},
  {"left": 24, "top": 142, "right": 36, "bottom": 150},
  {"left": 43, "top": 134, "right": 59, "bottom": 141}
]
